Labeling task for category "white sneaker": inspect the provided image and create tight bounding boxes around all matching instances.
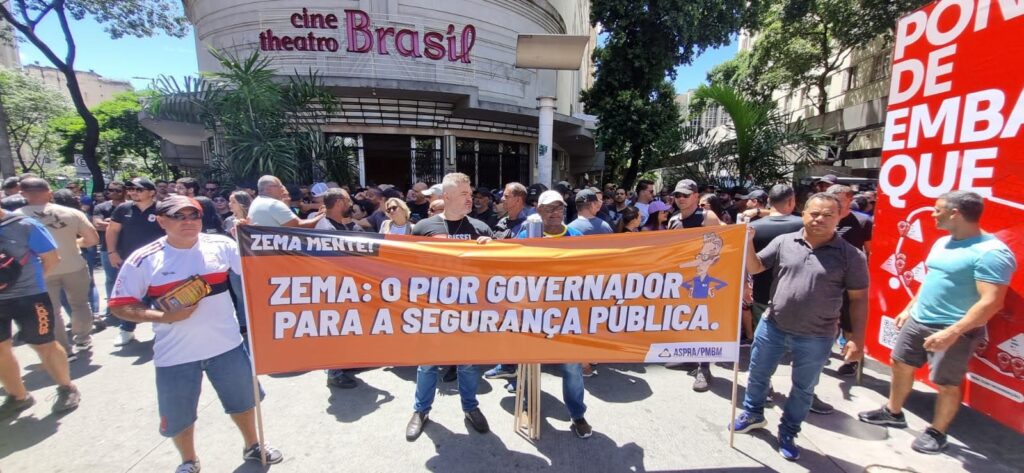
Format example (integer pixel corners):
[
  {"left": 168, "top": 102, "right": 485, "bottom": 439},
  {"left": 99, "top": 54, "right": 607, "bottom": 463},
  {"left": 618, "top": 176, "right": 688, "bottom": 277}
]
[{"left": 114, "top": 330, "right": 136, "bottom": 347}]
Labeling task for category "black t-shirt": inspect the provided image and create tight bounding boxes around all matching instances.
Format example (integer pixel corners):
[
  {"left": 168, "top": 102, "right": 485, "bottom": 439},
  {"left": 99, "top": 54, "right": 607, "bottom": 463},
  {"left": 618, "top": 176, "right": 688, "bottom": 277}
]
[
  {"left": 111, "top": 201, "right": 165, "bottom": 256},
  {"left": 92, "top": 200, "right": 118, "bottom": 251},
  {"left": 836, "top": 212, "right": 872, "bottom": 251},
  {"left": 493, "top": 213, "right": 526, "bottom": 240},
  {"left": 408, "top": 201, "right": 430, "bottom": 223},
  {"left": 469, "top": 208, "right": 498, "bottom": 230},
  {"left": 412, "top": 214, "right": 493, "bottom": 240},
  {"left": 749, "top": 215, "right": 805, "bottom": 304}
]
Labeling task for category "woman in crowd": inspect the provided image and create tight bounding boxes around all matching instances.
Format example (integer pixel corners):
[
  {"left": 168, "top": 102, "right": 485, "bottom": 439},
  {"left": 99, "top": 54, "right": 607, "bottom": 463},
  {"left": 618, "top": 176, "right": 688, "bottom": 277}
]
[
  {"left": 616, "top": 206, "right": 642, "bottom": 233},
  {"left": 214, "top": 190, "right": 234, "bottom": 222},
  {"left": 224, "top": 190, "right": 253, "bottom": 235},
  {"left": 194, "top": 196, "right": 226, "bottom": 235},
  {"left": 379, "top": 197, "right": 412, "bottom": 235},
  {"left": 699, "top": 193, "right": 732, "bottom": 225},
  {"left": 642, "top": 200, "right": 672, "bottom": 231}
]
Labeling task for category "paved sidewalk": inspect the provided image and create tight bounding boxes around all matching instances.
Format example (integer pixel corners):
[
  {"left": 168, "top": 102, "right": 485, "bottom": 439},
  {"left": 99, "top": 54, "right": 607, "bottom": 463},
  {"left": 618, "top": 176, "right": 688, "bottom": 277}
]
[{"left": 1, "top": 272, "right": 1021, "bottom": 472}]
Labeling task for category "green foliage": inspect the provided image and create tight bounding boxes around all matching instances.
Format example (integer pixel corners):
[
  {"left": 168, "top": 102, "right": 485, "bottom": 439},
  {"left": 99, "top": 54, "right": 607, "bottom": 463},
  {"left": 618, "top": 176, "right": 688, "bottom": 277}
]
[
  {"left": 667, "top": 84, "right": 830, "bottom": 187},
  {"left": 0, "top": 66, "right": 71, "bottom": 174},
  {"left": 583, "top": 0, "right": 749, "bottom": 190},
  {"left": 49, "top": 90, "right": 167, "bottom": 179},
  {"left": 150, "top": 49, "right": 357, "bottom": 187}
]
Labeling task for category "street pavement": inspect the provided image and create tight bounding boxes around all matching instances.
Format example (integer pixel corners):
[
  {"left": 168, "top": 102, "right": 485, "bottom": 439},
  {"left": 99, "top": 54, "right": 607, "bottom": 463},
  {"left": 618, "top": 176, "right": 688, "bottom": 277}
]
[{"left": 2, "top": 271, "right": 1022, "bottom": 472}]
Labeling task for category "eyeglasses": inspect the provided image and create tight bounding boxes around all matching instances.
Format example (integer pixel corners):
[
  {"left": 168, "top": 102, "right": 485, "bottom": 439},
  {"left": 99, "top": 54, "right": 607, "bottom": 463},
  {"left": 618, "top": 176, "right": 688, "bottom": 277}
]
[{"left": 164, "top": 212, "right": 202, "bottom": 221}]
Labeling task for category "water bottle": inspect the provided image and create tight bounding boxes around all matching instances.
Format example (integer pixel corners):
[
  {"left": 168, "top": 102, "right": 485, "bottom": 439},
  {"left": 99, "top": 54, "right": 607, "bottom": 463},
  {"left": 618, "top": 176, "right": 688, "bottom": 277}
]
[{"left": 525, "top": 213, "right": 543, "bottom": 238}]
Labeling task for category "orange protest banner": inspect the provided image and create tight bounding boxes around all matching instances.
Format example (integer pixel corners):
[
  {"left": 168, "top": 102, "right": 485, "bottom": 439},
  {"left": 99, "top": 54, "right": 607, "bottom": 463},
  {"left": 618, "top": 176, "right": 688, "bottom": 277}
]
[{"left": 237, "top": 224, "right": 747, "bottom": 376}]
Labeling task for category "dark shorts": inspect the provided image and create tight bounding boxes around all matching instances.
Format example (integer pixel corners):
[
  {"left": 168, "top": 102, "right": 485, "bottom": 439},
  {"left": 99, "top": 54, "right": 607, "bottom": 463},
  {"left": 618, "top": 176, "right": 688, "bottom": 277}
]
[
  {"left": 155, "top": 344, "right": 262, "bottom": 437},
  {"left": 892, "top": 317, "right": 985, "bottom": 386},
  {"left": 0, "top": 292, "right": 57, "bottom": 344}
]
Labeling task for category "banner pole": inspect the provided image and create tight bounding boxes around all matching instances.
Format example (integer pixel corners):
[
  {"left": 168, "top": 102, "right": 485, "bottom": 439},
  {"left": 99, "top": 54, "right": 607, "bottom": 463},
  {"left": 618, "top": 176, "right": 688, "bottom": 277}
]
[
  {"left": 729, "top": 360, "right": 740, "bottom": 448},
  {"left": 731, "top": 224, "right": 751, "bottom": 449},
  {"left": 235, "top": 226, "right": 266, "bottom": 465}
]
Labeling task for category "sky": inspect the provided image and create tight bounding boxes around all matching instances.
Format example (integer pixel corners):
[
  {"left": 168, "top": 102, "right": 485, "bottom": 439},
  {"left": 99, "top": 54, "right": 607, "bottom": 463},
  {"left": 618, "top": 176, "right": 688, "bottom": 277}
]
[{"left": 14, "top": 13, "right": 737, "bottom": 94}]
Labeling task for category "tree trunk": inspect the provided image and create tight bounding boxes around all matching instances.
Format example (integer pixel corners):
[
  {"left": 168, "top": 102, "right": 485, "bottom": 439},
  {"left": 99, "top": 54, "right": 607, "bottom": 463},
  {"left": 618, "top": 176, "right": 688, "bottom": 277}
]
[
  {"left": 0, "top": 98, "right": 15, "bottom": 177},
  {"left": 58, "top": 66, "right": 105, "bottom": 191},
  {"left": 621, "top": 143, "right": 642, "bottom": 192}
]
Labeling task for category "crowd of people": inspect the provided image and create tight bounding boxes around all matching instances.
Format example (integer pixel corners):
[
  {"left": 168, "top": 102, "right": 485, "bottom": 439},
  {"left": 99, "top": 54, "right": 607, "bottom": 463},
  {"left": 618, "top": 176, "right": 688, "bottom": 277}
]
[{"left": 0, "top": 169, "right": 1013, "bottom": 471}]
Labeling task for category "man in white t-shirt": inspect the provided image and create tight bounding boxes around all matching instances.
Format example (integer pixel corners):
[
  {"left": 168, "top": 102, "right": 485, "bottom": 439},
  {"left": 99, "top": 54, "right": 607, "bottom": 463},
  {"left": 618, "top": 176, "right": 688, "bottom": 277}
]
[
  {"left": 16, "top": 178, "right": 99, "bottom": 355},
  {"left": 109, "top": 195, "right": 283, "bottom": 472},
  {"left": 248, "top": 175, "right": 324, "bottom": 227}
]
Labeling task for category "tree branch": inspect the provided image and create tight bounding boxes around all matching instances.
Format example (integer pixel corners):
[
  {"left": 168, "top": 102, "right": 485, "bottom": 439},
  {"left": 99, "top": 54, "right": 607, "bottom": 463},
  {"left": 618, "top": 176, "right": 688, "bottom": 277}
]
[{"left": 29, "top": 1, "right": 59, "bottom": 28}]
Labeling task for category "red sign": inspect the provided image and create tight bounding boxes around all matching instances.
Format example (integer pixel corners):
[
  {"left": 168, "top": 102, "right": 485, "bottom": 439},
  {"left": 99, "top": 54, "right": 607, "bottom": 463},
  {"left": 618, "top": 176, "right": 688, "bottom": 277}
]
[
  {"left": 871, "top": 0, "right": 1024, "bottom": 433},
  {"left": 258, "top": 8, "right": 476, "bottom": 63}
]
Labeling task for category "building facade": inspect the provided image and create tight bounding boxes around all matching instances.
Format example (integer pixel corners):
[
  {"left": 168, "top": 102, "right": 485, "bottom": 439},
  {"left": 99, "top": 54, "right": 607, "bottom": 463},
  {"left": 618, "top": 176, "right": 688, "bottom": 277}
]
[
  {"left": 145, "top": 0, "right": 598, "bottom": 189},
  {"left": 22, "top": 65, "right": 133, "bottom": 108}
]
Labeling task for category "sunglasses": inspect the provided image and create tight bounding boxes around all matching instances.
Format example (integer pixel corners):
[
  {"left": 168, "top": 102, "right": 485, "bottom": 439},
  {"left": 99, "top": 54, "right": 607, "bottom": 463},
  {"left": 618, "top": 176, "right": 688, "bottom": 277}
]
[
  {"left": 386, "top": 206, "right": 399, "bottom": 213},
  {"left": 673, "top": 192, "right": 692, "bottom": 198},
  {"left": 164, "top": 212, "right": 202, "bottom": 221},
  {"left": 108, "top": 188, "right": 124, "bottom": 193}
]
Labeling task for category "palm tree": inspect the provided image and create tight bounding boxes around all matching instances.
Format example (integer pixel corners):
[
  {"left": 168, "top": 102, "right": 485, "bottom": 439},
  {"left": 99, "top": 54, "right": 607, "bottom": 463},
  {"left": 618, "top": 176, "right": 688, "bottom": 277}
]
[
  {"left": 148, "top": 50, "right": 358, "bottom": 186},
  {"left": 668, "top": 84, "right": 828, "bottom": 188}
]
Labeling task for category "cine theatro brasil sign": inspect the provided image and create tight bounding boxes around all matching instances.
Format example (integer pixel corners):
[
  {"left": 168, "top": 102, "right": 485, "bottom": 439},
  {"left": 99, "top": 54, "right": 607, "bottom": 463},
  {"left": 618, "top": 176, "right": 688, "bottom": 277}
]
[{"left": 258, "top": 8, "right": 477, "bottom": 63}]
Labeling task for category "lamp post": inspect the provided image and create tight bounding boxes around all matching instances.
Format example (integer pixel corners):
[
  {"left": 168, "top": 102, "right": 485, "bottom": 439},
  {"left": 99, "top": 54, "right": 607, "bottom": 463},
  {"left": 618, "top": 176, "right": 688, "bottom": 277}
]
[{"left": 515, "top": 34, "right": 589, "bottom": 187}]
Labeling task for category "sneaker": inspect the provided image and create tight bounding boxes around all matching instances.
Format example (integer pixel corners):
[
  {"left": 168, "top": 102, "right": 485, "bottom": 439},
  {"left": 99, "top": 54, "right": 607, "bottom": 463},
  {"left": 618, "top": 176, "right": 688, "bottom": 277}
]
[
  {"left": 730, "top": 411, "right": 767, "bottom": 433},
  {"left": 66, "top": 351, "right": 79, "bottom": 363},
  {"left": 504, "top": 380, "right": 517, "bottom": 393},
  {"left": 406, "top": 411, "right": 428, "bottom": 441},
  {"left": 74, "top": 339, "right": 93, "bottom": 350},
  {"left": 837, "top": 361, "right": 859, "bottom": 377},
  {"left": 692, "top": 368, "right": 712, "bottom": 392},
  {"left": 114, "top": 330, "right": 136, "bottom": 347},
  {"left": 809, "top": 395, "right": 834, "bottom": 415},
  {"left": 582, "top": 363, "right": 597, "bottom": 377},
  {"left": 0, "top": 394, "right": 36, "bottom": 420},
  {"left": 52, "top": 385, "right": 81, "bottom": 413},
  {"left": 778, "top": 432, "right": 801, "bottom": 461},
  {"left": 911, "top": 427, "right": 948, "bottom": 454},
  {"left": 858, "top": 405, "right": 908, "bottom": 428},
  {"left": 465, "top": 408, "right": 489, "bottom": 433},
  {"left": 326, "top": 373, "right": 357, "bottom": 389},
  {"left": 571, "top": 417, "right": 593, "bottom": 439},
  {"left": 441, "top": 365, "right": 458, "bottom": 383},
  {"left": 174, "top": 459, "right": 201, "bottom": 473},
  {"left": 242, "top": 443, "right": 283, "bottom": 464},
  {"left": 484, "top": 365, "right": 517, "bottom": 379}
]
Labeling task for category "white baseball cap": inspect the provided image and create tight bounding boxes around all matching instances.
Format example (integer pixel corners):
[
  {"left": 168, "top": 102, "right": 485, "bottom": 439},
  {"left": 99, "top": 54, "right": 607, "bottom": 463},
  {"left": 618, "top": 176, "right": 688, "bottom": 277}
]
[
  {"left": 422, "top": 184, "right": 443, "bottom": 198},
  {"left": 537, "top": 190, "right": 566, "bottom": 206},
  {"left": 310, "top": 182, "right": 329, "bottom": 198}
]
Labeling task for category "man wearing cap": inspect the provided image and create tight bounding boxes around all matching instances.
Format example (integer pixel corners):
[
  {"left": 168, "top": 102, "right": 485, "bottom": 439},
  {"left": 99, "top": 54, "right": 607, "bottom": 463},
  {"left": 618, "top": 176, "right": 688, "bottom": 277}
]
[
  {"left": 16, "top": 178, "right": 100, "bottom": 357},
  {"left": 469, "top": 187, "right": 499, "bottom": 230},
  {"left": 297, "top": 183, "right": 330, "bottom": 218},
  {"left": 493, "top": 182, "right": 529, "bottom": 240},
  {"left": 814, "top": 174, "right": 838, "bottom": 193},
  {"left": 1, "top": 174, "right": 30, "bottom": 211},
  {"left": 525, "top": 183, "right": 546, "bottom": 212},
  {"left": 106, "top": 177, "right": 167, "bottom": 346},
  {"left": 248, "top": 175, "right": 324, "bottom": 228},
  {"left": 737, "top": 189, "right": 770, "bottom": 223},
  {"left": 406, "top": 172, "right": 492, "bottom": 442},
  {"left": 569, "top": 189, "right": 614, "bottom": 235},
  {"left": 667, "top": 179, "right": 722, "bottom": 391},
  {"left": 110, "top": 195, "right": 283, "bottom": 471}
]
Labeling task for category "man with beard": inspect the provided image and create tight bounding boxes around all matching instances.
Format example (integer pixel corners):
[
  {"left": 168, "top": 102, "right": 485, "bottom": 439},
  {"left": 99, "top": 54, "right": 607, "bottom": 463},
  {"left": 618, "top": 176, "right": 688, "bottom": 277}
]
[{"left": 469, "top": 187, "right": 499, "bottom": 229}]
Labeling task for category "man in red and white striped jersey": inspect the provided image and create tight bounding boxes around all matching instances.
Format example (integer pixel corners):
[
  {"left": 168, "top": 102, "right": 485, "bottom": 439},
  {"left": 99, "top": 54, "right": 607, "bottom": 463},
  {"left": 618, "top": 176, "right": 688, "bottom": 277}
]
[{"left": 109, "top": 195, "right": 283, "bottom": 473}]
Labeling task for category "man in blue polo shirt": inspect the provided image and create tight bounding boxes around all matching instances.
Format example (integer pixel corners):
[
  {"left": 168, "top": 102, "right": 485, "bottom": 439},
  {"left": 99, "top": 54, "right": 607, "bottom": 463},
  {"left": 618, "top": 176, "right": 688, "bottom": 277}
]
[{"left": 859, "top": 191, "right": 1016, "bottom": 454}]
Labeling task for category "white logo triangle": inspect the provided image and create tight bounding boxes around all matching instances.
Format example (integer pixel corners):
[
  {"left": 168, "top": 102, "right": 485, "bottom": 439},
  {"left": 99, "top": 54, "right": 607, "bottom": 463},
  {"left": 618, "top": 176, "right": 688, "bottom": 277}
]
[
  {"left": 907, "top": 219, "right": 924, "bottom": 242},
  {"left": 996, "top": 333, "right": 1024, "bottom": 359}
]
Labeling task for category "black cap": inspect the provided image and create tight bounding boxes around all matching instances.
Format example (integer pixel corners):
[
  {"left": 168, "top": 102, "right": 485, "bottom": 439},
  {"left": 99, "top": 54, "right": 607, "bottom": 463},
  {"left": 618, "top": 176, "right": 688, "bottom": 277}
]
[
  {"left": 739, "top": 189, "right": 768, "bottom": 203},
  {"left": 554, "top": 181, "right": 572, "bottom": 194},
  {"left": 474, "top": 187, "right": 493, "bottom": 199},
  {"left": 130, "top": 177, "right": 157, "bottom": 191},
  {"left": 575, "top": 188, "right": 599, "bottom": 203},
  {"left": 815, "top": 174, "right": 838, "bottom": 185},
  {"left": 527, "top": 183, "right": 547, "bottom": 200},
  {"left": 3, "top": 177, "right": 21, "bottom": 189}
]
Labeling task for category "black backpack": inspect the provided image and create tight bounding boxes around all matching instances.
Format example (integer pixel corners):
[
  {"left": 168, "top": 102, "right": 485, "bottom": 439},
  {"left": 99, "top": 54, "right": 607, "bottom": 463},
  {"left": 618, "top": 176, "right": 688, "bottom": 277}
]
[{"left": 0, "top": 216, "right": 27, "bottom": 291}]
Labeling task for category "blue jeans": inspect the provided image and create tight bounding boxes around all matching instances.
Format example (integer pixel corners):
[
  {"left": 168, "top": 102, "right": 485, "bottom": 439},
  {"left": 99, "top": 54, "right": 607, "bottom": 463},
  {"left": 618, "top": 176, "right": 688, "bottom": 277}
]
[
  {"left": 513, "top": 363, "right": 587, "bottom": 420},
  {"left": 413, "top": 365, "right": 480, "bottom": 413},
  {"left": 742, "top": 319, "right": 833, "bottom": 437}
]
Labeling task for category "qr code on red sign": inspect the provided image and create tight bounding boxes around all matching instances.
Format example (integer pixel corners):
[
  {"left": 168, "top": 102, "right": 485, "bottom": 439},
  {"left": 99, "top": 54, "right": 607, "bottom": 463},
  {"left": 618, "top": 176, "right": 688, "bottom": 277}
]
[{"left": 879, "top": 316, "right": 899, "bottom": 349}]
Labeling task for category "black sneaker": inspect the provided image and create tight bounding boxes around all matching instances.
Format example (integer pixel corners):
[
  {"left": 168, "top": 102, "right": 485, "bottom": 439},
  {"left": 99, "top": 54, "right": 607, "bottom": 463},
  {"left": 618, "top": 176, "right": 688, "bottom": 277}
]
[
  {"left": 837, "top": 361, "right": 859, "bottom": 377},
  {"left": 465, "top": 408, "right": 489, "bottom": 433},
  {"left": 809, "top": 395, "right": 834, "bottom": 415},
  {"left": 242, "top": 443, "right": 283, "bottom": 464},
  {"left": 66, "top": 351, "right": 79, "bottom": 363},
  {"left": 692, "top": 368, "right": 712, "bottom": 392},
  {"left": 858, "top": 405, "right": 908, "bottom": 428},
  {"left": 174, "top": 459, "right": 201, "bottom": 473},
  {"left": 912, "top": 427, "right": 948, "bottom": 454},
  {"left": 0, "top": 394, "right": 36, "bottom": 420},
  {"left": 441, "top": 365, "right": 458, "bottom": 382},
  {"left": 74, "top": 340, "right": 93, "bottom": 350},
  {"left": 327, "top": 373, "right": 357, "bottom": 389},
  {"left": 52, "top": 385, "right": 80, "bottom": 413},
  {"left": 406, "top": 411, "right": 428, "bottom": 441},
  {"left": 571, "top": 417, "right": 593, "bottom": 439}
]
